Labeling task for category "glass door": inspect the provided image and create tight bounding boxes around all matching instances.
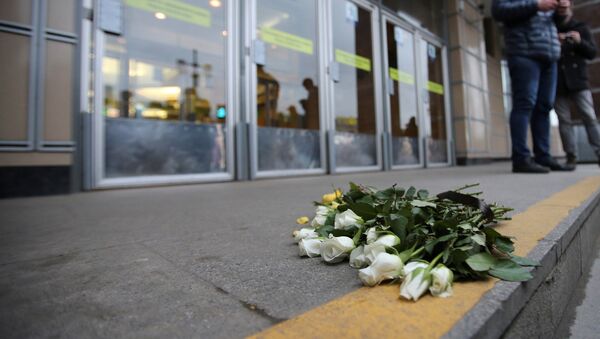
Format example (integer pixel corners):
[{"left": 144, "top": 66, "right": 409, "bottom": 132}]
[
  {"left": 328, "top": 0, "right": 382, "bottom": 171},
  {"left": 419, "top": 38, "right": 450, "bottom": 165},
  {"left": 382, "top": 18, "right": 422, "bottom": 168},
  {"left": 93, "top": 0, "right": 236, "bottom": 187},
  {"left": 249, "top": 0, "right": 325, "bottom": 177}
]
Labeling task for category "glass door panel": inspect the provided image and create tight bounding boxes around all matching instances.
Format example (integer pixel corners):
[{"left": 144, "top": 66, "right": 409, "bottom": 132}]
[
  {"left": 102, "top": 0, "right": 229, "bottom": 178},
  {"left": 331, "top": 0, "right": 377, "bottom": 168},
  {"left": 419, "top": 40, "right": 448, "bottom": 164},
  {"left": 385, "top": 22, "right": 420, "bottom": 166},
  {"left": 255, "top": 0, "right": 321, "bottom": 172}
]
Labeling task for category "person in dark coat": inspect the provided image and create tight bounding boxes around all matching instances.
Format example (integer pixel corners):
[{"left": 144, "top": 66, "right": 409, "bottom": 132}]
[
  {"left": 554, "top": 0, "right": 600, "bottom": 169},
  {"left": 493, "top": 0, "right": 569, "bottom": 173}
]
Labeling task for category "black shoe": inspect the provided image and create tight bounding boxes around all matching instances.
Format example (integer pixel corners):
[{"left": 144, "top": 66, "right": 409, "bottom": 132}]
[
  {"left": 565, "top": 155, "right": 577, "bottom": 171},
  {"left": 536, "top": 157, "right": 572, "bottom": 171},
  {"left": 513, "top": 159, "right": 550, "bottom": 173}
]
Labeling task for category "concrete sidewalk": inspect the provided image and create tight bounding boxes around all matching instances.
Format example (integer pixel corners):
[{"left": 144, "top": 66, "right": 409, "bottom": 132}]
[{"left": 1, "top": 162, "right": 599, "bottom": 338}]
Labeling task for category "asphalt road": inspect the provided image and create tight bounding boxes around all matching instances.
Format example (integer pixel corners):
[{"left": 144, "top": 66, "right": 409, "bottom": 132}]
[{"left": 1, "top": 163, "right": 599, "bottom": 338}]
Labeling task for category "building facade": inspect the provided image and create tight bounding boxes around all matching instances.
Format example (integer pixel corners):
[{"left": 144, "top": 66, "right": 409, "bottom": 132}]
[{"left": 3, "top": 0, "right": 592, "bottom": 198}]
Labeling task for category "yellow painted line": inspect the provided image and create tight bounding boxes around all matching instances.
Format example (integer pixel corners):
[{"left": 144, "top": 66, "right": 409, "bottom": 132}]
[{"left": 250, "top": 176, "right": 600, "bottom": 339}]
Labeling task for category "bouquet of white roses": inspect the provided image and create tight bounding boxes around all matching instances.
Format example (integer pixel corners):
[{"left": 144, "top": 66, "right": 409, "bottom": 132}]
[{"left": 292, "top": 183, "right": 538, "bottom": 301}]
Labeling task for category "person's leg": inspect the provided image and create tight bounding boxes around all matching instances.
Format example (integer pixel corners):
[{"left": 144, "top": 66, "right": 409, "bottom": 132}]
[
  {"left": 572, "top": 90, "right": 600, "bottom": 161},
  {"left": 554, "top": 93, "right": 578, "bottom": 160},
  {"left": 531, "top": 60, "right": 557, "bottom": 164},
  {"left": 508, "top": 56, "right": 541, "bottom": 165}
]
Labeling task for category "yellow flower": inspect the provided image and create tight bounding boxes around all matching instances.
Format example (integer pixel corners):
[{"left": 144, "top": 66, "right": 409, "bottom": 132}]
[
  {"left": 335, "top": 189, "right": 343, "bottom": 198},
  {"left": 322, "top": 193, "right": 336, "bottom": 204},
  {"left": 296, "top": 216, "right": 310, "bottom": 225}
]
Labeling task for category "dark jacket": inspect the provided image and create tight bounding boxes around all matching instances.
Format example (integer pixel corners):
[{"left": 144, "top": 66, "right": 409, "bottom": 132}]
[
  {"left": 492, "top": 0, "right": 561, "bottom": 61},
  {"left": 557, "top": 17, "right": 597, "bottom": 94}
]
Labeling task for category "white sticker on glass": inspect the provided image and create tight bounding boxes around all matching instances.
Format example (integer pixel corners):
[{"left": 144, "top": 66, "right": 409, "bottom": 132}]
[{"left": 345, "top": 2, "right": 358, "bottom": 23}]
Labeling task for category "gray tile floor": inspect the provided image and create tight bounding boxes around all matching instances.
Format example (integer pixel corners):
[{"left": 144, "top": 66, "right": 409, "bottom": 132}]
[{"left": 1, "top": 162, "right": 598, "bottom": 338}]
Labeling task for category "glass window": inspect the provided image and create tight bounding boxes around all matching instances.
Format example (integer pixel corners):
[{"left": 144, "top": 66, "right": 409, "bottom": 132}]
[
  {"left": 102, "top": 0, "right": 229, "bottom": 177},
  {"left": 420, "top": 41, "right": 448, "bottom": 164},
  {"left": 332, "top": 0, "right": 377, "bottom": 168},
  {"left": 0, "top": 32, "right": 30, "bottom": 141},
  {"left": 387, "top": 23, "right": 419, "bottom": 166},
  {"left": 0, "top": 0, "right": 32, "bottom": 25},
  {"left": 255, "top": 0, "right": 321, "bottom": 171},
  {"left": 382, "top": 0, "right": 444, "bottom": 37}
]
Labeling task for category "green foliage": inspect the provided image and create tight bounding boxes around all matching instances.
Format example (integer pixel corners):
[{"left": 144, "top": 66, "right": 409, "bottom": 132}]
[{"left": 313, "top": 183, "right": 538, "bottom": 282}]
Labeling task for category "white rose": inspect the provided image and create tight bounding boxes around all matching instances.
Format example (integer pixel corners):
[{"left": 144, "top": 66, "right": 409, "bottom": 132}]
[
  {"left": 311, "top": 214, "right": 327, "bottom": 227},
  {"left": 366, "top": 227, "right": 380, "bottom": 244},
  {"left": 363, "top": 234, "right": 401, "bottom": 263},
  {"left": 429, "top": 264, "right": 454, "bottom": 298},
  {"left": 403, "top": 261, "right": 428, "bottom": 276},
  {"left": 298, "top": 238, "right": 324, "bottom": 258},
  {"left": 293, "top": 228, "right": 318, "bottom": 242},
  {"left": 321, "top": 236, "right": 355, "bottom": 263},
  {"left": 334, "top": 209, "right": 363, "bottom": 230},
  {"left": 315, "top": 205, "right": 331, "bottom": 216},
  {"left": 349, "top": 246, "right": 369, "bottom": 268},
  {"left": 358, "top": 252, "right": 404, "bottom": 287},
  {"left": 400, "top": 267, "right": 431, "bottom": 301}
]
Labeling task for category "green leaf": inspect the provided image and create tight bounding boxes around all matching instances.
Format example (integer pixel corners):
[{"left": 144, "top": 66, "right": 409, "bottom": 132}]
[
  {"left": 510, "top": 255, "right": 540, "bottom": 267},
  {"left": 357, "top": 195, "right": 375, "bottom": 205},
  {"left": 488, "top": 260, "right": 533, "bottom": 281},
  {"left": 466, "top": 252, "right": 498, "bottom": 271},
  {"left": 495, "top": 236, "right": 515, "bottom": 253},
  {"left": 424, "top": 233, "right": 457, "bottom": 253},
  {"left": 417, "top": 189, "right": 429, "bottom": 199},
  {"left": 374, "top": 187, "right": 395, "bottom": 200},
  {"left": 316, "top": 225, "right": 334, "bottom": 238},
  {"left": 347, "top": 202, "right": 378, "bottom": 220},
  {"left": 389, "top": 214, "right": 408, "bottom": 241},
  {"left": 405, "top": 186, "right": 416, "bottom": 198},
  {"left": 411, "top": 200, "right": 437, "bottom": 208},
  {"left": 471, "top": 234, "right": 486, "bottom": 246},
  {"left": 458, "top": 223, "right": 473, "bottom": 231}
]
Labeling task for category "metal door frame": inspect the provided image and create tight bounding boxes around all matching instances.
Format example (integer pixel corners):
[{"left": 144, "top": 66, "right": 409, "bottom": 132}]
[
  {"left": 380, "top": 13, "right": 425, "bottom": 170},
  {"left": 417, "top": 33, "right": 453, "bottom": 168},
  {"left": 88, "top": 0, "right": 237, "bottom": 188},
  {"left": 325, "top": 0, "right": 384, "bottom": 174},
  {"left": 244, "top": 0, "right": 328, "bottom": 179}
]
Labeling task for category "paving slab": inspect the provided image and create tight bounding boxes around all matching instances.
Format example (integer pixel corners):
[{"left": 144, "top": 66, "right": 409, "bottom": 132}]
[{"left": 1, "top": 162, "right": 599, "bottom": 338}]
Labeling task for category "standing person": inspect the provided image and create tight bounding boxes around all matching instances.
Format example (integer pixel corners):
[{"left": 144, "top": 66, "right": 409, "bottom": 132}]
[
  {"left": 493, "top": 0, "right": 570, "bottom": 173},
  {"left": 554, "top": 0, "right": 600, "bottom": 169}
]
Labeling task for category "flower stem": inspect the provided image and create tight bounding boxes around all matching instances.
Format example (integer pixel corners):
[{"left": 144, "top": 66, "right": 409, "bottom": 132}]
[{"left": 427, "top": 251, "right": 445, "bottom": 270}]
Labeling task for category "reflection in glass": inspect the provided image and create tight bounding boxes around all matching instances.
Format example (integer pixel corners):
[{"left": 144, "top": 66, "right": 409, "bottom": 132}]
[
  {"left": 381, "top": 0, "right": 443, "bottom": 37},
  {"left": 387, "top": 23, "right": 419, "bottom": 166},
  {"left": 420, "top": 41, "right": 448, "bottom": 163},
  {"left": 332, "top": 0, "right": 377, "bottom": 168},
  {"left": 102, "top": 0, "right": 228, "bottom": 177},
  {"left": 256, "top": 0, "right": 321, "bottom": 171}
]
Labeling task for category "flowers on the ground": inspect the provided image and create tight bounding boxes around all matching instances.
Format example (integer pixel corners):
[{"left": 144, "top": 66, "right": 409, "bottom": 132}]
[
  {"left": 430, "top": 264, "right": 454, "bottom": 298},
  {"left": 334, "top": 209, "right": 363, "bottom": 230},
  {"left": 321, "top": 236, "right": 355, "bottom": 263},
  {"left": 294, "top": 183, "right": 537, "bottom": 302},
  {"left": 358, "top": 252, "right": 404, "bottom": 286},
  {"left": 400, "top": 267, "right": 431, "bottom": 301},
  {"left": 299, "top": 238, "right": 324, "bottom": 258},
  {"left": 349, "top": 246, "right": 368, "bottom": 268},
  {"left": 296, "top": 216, "right": 310, "bottom": 225},
  {"left": 292, "top": 228, "right": 318, "bottom": 242}
]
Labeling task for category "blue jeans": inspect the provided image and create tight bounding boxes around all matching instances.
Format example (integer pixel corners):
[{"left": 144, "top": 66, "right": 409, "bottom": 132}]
[{"left": 508, "top": 56, "right": 557, "bottom": 164}]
